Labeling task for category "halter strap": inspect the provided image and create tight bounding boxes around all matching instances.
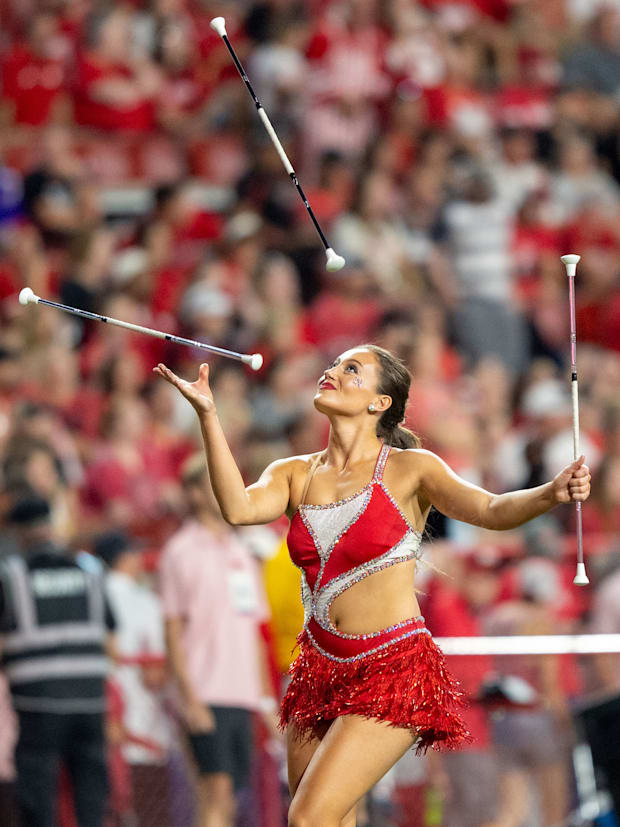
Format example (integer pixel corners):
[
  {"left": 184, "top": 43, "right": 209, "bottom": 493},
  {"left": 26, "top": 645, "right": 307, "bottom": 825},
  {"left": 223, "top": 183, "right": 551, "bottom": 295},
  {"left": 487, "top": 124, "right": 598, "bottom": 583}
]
[
  {"left": 300, "top": 443, "right": 389, "bottom": 506},
  {"left": 372, "top": 443, "right": 391, "bottom": 482},
  {"left": 300, "top": 451, "right": 325, "bottom": 507}
]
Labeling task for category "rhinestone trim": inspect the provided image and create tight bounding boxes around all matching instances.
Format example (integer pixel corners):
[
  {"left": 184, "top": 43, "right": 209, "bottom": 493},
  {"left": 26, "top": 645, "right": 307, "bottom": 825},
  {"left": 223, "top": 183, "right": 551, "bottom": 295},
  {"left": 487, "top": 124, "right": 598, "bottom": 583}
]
[
  {"left": 300, "top": 571, "right": 312, "bottom": 627},
  {"left": 379, "top": 482, "right": 422, "bottom": 536},
  {"left": 306, "top": 624, "right": 432, "bottom": 663},
  {"left": 372, "top": 443, "right": 390, "bottom": 482},
  {"left": 299, "top": 484, "right": 373, "bottom": 511},
  {"left": 314, "top": 532, "right": 423, "bottom": 637},
  {"left": 297, "top": 443, "right": 390, "bottom": 511}
]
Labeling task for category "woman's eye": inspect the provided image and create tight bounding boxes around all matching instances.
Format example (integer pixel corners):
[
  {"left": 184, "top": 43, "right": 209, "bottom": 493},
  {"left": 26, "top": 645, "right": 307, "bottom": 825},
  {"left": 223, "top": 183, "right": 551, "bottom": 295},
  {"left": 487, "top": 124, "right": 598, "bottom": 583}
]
[{"left": 345, "top": 364, "right": 357, "bottom": 372}]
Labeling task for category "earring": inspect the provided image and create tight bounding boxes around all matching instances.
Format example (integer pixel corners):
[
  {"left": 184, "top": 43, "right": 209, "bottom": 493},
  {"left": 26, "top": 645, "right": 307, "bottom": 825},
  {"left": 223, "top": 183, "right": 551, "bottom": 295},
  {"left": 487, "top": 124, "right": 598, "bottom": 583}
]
[{"left": 368, "top": 404, "right": 375, "bottom": 412}]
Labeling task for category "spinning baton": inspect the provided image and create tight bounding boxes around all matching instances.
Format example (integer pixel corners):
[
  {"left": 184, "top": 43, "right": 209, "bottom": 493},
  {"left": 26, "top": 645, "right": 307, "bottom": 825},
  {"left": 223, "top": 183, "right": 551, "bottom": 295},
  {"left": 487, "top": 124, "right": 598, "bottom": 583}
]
[
  {"left": 560, "top": 254, "right": 588, "bottom": 586},
  {"left": 18, "top": 288, "right": 263, "bottom": 371},
  {"left": 210, "top": 16, "right": 346, "bottom": 273}
]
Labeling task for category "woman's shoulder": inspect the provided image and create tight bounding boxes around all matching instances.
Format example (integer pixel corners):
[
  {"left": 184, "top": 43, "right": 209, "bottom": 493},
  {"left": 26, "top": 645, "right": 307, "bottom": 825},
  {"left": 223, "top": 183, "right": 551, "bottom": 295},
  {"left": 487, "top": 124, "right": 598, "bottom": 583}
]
[
  {"left": 386, "top": 447, "right": 448, "bottom": 485},
  {"left": 263, "top": 451, "right": 324, "bottom": 477}
]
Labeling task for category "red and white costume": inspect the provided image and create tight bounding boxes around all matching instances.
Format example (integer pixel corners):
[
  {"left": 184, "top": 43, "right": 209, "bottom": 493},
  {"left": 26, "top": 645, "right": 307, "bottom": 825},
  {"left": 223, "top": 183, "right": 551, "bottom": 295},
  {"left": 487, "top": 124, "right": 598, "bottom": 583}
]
[{"left": 281, "top": 443, "right": 469, "bottom": 751}]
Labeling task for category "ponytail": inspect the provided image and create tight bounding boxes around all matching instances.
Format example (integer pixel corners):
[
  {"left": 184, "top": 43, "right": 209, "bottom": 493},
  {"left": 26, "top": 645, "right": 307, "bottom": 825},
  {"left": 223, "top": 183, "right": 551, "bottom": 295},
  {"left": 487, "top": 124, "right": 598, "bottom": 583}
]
[
  {"left": 361, "top": 343, "right": 422, "bottom": 450},
  {"left": 377, "top": 420, "right": 421, "bottom": 449}
]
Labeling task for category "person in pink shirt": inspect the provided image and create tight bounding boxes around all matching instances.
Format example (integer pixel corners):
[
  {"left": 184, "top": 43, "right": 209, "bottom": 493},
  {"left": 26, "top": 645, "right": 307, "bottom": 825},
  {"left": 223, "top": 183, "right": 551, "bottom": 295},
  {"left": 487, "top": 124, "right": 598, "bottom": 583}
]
[{"left": 159, "top": 454, "right": 277, "bottom": 827}]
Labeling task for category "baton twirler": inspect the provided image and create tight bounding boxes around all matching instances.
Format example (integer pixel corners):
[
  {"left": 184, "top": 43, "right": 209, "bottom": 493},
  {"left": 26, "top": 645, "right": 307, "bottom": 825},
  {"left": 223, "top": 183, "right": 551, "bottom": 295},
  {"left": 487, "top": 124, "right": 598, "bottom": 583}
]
[{"left": 560, "top": 254, "right": 588, "bottom": 586}]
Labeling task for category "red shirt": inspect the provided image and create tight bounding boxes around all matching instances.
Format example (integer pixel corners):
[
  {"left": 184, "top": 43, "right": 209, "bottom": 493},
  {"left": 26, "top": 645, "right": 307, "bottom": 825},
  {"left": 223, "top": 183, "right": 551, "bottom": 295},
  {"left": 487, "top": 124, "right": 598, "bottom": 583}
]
[
  {"left": 303, "top": 291, "right": 382, "bottom": 351},
  {"left": 1, "top": 45, "right": 66, "bottom": 125},
  {"left": 159, "top": 66, "right": 210, "bottom": 115},
  {"left": 494, "top": 85, "right": 553, "bottom": 130},
  {"left": 73, "top": 53, "right": 155, "bottom": 131},
  {"left": 576, "top": 290, "right": 620, "bottom": 350},
  {"left": 423, "top": 581, "right": 491, "bottom": 748}
]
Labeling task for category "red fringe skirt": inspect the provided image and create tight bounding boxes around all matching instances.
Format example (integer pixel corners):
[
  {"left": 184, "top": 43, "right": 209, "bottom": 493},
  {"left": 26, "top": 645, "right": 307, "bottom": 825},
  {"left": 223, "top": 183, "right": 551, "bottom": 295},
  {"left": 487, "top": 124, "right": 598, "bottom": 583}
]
[{"left": 280, "top": 618, "right": 470, "bottom": 753}]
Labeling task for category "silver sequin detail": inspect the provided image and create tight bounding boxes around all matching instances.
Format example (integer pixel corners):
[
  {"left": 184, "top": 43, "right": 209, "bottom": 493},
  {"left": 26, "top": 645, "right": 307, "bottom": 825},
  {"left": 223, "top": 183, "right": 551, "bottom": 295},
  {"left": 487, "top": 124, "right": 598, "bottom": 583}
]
[
  {"left": 300, "top": 571, "right": 312, "bottom": 626},
  {"left": 314, "top": 531, "right": 423, "bottom": 637},
  {"left": 306, "top": 624, "right": 431, "bottom": 663},
  {"left": 373, "top": 443, "right": 390, "bottom": 481}
]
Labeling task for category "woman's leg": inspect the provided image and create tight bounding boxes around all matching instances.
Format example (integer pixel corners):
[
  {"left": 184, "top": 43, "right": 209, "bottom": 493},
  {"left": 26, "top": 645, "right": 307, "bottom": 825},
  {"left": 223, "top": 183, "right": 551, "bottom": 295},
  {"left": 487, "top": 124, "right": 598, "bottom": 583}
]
[
  {"left": 288, "top": 715, "right": 417, "bottom": 827},
  {"left": 287, "top": 721, "right": 358, "bottom": 827}
]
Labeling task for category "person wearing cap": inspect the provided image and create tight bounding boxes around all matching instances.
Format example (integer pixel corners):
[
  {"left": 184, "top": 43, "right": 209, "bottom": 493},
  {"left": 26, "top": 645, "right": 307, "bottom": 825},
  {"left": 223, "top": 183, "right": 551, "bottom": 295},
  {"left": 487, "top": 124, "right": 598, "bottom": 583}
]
[
  {"left": 159, "top": 454, "right": 278, "bottom": 827},
  {"left": 0, "top": 495, "right": 116, "bottom": 827},
  {"left": 95, "top": 530, "right": 171, "bottom": 827}
]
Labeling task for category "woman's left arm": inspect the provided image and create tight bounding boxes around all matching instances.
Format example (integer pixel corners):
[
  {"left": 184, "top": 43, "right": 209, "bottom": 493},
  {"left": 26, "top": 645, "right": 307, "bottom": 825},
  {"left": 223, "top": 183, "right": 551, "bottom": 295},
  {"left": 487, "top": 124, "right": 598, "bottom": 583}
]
[{"left": 415, "top": 449, "right": 591, "bottom": 531}]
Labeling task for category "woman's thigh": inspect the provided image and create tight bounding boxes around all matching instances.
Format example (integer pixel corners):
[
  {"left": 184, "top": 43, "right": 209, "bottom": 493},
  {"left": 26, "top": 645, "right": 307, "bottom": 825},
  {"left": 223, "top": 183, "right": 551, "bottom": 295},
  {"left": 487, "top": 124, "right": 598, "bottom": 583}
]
[
  {"left": 290, "top": 715, "right": 417, "bottom": 824},
  {"left": 287, "top": 720, "right": 330, "bottom": 796}
]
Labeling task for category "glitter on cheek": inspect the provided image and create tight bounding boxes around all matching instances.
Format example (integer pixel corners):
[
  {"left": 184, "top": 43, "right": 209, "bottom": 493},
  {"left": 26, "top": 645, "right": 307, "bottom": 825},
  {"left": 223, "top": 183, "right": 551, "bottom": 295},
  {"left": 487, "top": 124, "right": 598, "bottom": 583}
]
[{"left": 353, "top": 376, "right": 363, "bottom": 387}]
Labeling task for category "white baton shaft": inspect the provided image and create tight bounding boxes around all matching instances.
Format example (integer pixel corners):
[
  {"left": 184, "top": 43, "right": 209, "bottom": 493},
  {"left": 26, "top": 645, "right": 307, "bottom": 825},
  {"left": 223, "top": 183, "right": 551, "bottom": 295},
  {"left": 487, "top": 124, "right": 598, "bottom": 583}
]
[{"left": 560, "top": 254, "right": 588, "bottom": 586}]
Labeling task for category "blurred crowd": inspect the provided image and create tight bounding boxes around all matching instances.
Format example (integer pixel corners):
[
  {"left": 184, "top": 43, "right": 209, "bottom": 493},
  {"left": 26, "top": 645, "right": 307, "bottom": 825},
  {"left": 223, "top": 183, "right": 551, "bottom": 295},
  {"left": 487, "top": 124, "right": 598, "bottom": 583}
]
[{"left": 1, "top": 0, "right": 620, "bottom": 824}]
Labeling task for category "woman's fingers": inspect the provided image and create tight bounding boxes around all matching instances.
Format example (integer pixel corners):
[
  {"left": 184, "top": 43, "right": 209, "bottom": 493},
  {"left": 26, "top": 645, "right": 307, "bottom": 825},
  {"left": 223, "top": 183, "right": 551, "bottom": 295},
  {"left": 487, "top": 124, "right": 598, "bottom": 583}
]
[
  {"left": 153, "top": 362, "right": 214, "bottom": 414},
  {"left": 568, "top": 465, "right": 591, "bottom": 501},
  {"left": 153, "top": 364, "right": 188, "bottom": 392}
]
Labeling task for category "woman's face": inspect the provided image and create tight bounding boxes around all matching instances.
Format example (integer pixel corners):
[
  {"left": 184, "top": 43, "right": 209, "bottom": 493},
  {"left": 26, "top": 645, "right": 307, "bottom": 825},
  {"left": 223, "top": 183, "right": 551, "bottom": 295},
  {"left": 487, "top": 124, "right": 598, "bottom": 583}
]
[
  {"left": 25, "top": 449, "right": 60, "bottom": 496},
  {"left": 314, "top": 348, "right": 387, "bottom": 419}
]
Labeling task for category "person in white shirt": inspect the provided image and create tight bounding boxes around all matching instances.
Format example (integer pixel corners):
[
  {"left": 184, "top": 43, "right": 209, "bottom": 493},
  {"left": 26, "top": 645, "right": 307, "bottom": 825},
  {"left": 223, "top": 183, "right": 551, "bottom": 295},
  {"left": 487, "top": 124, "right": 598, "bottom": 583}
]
[{"left": 95, "top": 531, "right": 172, "bottom": 827}]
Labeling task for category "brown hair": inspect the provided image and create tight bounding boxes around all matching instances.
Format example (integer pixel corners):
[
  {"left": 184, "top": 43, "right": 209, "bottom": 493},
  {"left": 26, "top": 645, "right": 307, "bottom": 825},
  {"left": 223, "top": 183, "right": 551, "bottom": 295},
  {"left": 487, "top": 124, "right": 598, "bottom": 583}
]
[{"left": 363, "top": 344, "right": 421, "bottom": 450}]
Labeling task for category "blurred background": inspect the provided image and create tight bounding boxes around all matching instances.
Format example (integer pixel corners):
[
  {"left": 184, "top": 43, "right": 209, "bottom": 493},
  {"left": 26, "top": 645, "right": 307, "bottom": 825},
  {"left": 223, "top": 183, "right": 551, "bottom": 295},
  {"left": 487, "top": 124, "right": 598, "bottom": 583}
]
[{"left": 1, "top": 0, "right": 620, "bottom": 824}]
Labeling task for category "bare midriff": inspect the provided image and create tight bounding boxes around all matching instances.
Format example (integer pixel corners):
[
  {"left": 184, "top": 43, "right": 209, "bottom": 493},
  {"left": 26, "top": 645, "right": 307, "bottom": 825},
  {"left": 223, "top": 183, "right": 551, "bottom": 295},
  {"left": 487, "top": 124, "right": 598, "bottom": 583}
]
[{"left": 329, "top": 558, "right": 421, "bottom": 636}]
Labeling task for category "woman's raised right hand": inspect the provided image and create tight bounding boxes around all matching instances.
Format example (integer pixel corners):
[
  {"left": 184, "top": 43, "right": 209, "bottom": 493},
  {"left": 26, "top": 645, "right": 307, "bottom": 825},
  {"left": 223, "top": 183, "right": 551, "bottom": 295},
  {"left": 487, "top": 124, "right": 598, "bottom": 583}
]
[{"left": 153, "top": 362, "right": 215, "bottom": 416}]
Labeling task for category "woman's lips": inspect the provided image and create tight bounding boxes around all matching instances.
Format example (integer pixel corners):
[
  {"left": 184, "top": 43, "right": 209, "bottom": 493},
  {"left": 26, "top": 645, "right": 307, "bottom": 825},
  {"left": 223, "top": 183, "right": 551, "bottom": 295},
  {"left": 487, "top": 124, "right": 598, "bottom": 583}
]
[{"left": 319, "top": 382, "right": 336, "bottom": 390}]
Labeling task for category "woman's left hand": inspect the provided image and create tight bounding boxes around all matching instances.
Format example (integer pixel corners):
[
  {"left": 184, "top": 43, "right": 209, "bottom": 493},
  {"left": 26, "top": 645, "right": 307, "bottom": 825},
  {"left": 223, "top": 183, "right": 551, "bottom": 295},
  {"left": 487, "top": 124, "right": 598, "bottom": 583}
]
[{"left": 552, "top": 455, "right": 591, "bottom": 504}]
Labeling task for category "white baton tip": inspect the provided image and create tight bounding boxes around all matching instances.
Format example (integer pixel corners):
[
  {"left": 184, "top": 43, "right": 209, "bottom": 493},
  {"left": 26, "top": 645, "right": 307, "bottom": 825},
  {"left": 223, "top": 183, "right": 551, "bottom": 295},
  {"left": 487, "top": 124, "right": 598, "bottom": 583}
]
[
  {"left": 18, "top": 287, "right": 38, "bottom": 306},
  {"left": 573, "top": 563, "right": 589, "bottom": 586},
  {"left": 561, "top": 254, "right": 581, "bottom": 276},
  {"left": 325, "top": 248, "right": 346, "bottom": 272},
  {"left": 210, "top": 17, "right": 227, "bottom": 37},
  {"left": 249, "top": 353, "right": 263, "bottom": 371}
]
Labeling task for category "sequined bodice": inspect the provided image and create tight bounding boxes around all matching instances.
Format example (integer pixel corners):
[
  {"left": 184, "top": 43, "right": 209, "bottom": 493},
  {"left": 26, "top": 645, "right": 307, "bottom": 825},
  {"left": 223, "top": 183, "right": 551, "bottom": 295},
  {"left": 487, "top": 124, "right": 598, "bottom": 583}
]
[{"left": 287, "top": 444, "right": 423, "bottom": 652}]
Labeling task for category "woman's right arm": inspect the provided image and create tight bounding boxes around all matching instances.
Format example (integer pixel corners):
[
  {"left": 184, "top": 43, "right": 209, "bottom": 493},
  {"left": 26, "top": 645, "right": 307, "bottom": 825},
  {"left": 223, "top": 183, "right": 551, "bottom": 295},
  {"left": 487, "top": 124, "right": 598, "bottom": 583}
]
[{"left": 154, "top": 362, "right": 293, "bottom": 525}]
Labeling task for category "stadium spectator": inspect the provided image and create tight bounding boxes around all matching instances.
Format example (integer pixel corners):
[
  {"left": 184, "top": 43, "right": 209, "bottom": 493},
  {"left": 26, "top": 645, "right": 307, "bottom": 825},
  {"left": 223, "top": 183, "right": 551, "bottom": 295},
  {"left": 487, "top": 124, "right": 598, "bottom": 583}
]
[
  {"left": 422, "top": 549, "right": 502, "bottom": 827},
  {"left": 155, "top": 18, "right": 212, "bottom": 138},
  {"left": 488, "top": 127, "right": 547, "bottom": 215},
  {"left": 562, "top": 6, "right": 620, "bottom": 98},
  {"left": 22, "top": 126, "right": 100, "bottom": 247},
  {"left": 82, "top": 396, "right": 180, "bottom": 540},
  {"left": 96, "top": 530, "right": 172, "bottom": 827},
  {"left": 0, "top": 496, "right": 116, "bottom": 827},
  {"left": 74, "top": 7, "right": 162, "bottom": 132},
  {"left": 550, "top": 133, "right": 620, "bottom": 223},
  {"left": 0, "top": 12, "right": 69, "bottom": 127},
  {"left": 484, "top": 557, "right": 574, "bottom": 826},
  {"left": 0, "top": 675, "right": 17, "bottom": 826},
  {"left": 435, "top": 165, "right": 530, "bottom": 375},
  {"left": 160, "top": 455, "right": 278, "bottom": 827}
]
